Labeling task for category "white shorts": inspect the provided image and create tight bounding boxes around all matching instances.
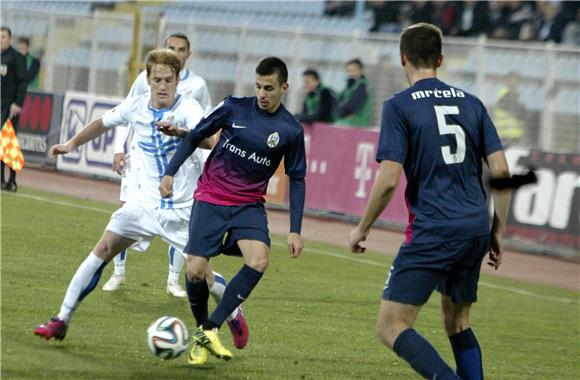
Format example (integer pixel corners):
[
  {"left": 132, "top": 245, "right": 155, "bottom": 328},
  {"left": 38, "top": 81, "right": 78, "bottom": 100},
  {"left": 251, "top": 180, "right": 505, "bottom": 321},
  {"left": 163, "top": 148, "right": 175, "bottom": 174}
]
[{"left": 106, "top": 202, "right": 191, "bottom": 254}]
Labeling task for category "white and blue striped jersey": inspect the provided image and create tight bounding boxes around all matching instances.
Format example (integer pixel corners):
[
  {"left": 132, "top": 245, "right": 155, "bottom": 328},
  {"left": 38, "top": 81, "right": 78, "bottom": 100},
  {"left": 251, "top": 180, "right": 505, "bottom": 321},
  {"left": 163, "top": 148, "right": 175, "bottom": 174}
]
[
  {"left": 114, "top": 68, "right": 212, "bottom": 154},
  {"left": 103, "top": 94, "right": 205, "bottom": 209}
]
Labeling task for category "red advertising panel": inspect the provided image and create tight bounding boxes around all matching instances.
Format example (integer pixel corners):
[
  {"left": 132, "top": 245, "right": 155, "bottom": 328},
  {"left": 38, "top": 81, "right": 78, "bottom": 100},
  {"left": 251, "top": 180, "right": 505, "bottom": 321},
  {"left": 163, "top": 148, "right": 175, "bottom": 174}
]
[
  {"left": 19, "top": 91, "right": 54, "bottom": 154},
  {"left": 303, "top": 123, "right": 408, "bottom": 225}
]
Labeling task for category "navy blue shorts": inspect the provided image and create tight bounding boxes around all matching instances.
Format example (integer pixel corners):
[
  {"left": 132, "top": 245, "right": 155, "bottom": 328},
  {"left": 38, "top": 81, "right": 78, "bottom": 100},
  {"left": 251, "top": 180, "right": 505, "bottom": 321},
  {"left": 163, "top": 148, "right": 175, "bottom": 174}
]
[
  {"left": 382, "top": 235, "right": 490, "bottom": 305},
  {"left": 184, "top": 200, "right": 271, "bottom": 258}
]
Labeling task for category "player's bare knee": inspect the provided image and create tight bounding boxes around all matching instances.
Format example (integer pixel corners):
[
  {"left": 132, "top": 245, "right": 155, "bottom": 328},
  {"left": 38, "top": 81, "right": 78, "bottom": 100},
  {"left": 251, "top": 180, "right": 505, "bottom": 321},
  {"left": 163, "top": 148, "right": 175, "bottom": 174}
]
[
  {"left": 375, "top": 321, "right": 390, "bottom": 346},
  {"left": 186, "top": 265, "right": 207, "bottom": 282},
  {"left": 94, "top": 239, "right": 114, "bottom": 261},
  {"left": 375, "top": 319, "right": 399, "bottom": 349},
  {"left": 444, "top": 318, "right": 470, "bottom": 335},
  {"left": 246, "top": 257, "right": 269, "bottom": 273},
  {"left": 442, "top": 310, "right": 470, "bottom": 335}
]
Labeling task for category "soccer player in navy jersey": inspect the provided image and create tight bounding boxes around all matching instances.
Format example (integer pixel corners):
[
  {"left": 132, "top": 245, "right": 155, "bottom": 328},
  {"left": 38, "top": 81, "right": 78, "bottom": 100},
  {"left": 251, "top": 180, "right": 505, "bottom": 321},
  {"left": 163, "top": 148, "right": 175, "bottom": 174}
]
[
  {"left": 160, "top": 56, "right": 306, "bottom": 365},
  {"left": 348, "top": 23, "right": 511, "bottom": 379}
]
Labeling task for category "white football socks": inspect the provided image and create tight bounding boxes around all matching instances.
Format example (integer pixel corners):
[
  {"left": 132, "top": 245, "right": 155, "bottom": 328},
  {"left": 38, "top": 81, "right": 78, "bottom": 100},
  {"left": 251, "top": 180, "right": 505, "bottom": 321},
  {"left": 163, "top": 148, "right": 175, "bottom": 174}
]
[
  {"left": 112, "top": 250, "right": 126, "bottom": 276},
  {"left": 167, "top": 246, "right": 185, "bottom": 284},
  {"left": 210, "top": 271, "right": 239, "bottom": 321},
  {"left": 58, "top": 252, "right": 105, "bottom": 323}
]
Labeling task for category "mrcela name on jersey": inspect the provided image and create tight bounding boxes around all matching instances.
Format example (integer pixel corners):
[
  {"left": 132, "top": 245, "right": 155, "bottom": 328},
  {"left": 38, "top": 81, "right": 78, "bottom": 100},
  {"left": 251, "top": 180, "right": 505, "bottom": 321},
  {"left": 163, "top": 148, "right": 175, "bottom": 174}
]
[
  {"left": 222, "top": 138, "right": 273, "bottom": 167},
  {"left": 411, "top": 87, "right": 465, "bottom": 100}
]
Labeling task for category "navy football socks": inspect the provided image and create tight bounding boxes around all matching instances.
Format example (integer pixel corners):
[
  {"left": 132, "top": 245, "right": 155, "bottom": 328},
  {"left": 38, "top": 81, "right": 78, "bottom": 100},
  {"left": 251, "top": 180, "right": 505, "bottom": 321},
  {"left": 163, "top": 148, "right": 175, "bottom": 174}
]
[
  {"left": 204, "top": 264, "right": 262, "bottom": 330},
  {"left": 185, "top": 276, "right": 209, "bottom": 327},
  {"left": 393, "top": 328, "right": 461, "bottom": 380},
  {"left": 449, "top": 328, "right": 483, "bottom": 380}
]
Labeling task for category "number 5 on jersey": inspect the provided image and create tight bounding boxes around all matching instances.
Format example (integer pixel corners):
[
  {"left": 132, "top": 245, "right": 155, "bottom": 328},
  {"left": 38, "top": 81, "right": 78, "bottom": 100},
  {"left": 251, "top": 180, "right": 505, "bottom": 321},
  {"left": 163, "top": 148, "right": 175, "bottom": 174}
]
[{"left": 435, "top": 105, "right": 465, "bottom": 165}]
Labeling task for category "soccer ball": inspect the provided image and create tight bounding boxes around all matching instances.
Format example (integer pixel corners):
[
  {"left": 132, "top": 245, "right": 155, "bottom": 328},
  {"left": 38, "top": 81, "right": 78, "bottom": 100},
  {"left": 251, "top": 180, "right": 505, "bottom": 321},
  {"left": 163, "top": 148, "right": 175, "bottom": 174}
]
[{"left": 146, "top": 316, "right": 189, "bottom": 360}]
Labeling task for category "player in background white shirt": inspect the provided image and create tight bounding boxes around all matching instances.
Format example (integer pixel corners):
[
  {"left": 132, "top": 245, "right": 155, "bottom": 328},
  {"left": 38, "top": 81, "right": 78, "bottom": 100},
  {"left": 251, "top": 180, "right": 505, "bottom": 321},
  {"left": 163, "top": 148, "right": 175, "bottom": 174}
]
[
  {"left": 35, "top": 49, "right": 249, "bottom": 350},
  {"left": 103, "top": 33, "right": 211, "bottom": 298}
]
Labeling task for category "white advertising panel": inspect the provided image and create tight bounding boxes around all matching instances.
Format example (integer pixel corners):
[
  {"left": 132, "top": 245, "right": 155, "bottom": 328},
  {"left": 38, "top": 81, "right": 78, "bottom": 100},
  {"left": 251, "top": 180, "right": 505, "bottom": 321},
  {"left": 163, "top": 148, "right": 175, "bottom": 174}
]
[{"left": 57, "top": 92, "right": 123, "bottom": 180}]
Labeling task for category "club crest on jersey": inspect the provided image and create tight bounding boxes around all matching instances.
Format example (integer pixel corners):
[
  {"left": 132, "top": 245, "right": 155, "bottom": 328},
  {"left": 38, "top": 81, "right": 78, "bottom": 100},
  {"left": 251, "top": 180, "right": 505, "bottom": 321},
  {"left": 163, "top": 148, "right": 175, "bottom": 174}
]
[{"left": 267, "top": 132, "right": 280, "bottom": 148}]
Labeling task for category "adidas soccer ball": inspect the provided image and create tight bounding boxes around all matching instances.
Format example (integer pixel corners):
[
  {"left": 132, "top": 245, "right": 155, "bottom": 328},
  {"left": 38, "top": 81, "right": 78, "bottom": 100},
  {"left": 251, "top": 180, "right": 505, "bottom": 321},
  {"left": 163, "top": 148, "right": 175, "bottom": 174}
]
[{"left": 146, "top": 316, "right": 189, "bottom": 360}]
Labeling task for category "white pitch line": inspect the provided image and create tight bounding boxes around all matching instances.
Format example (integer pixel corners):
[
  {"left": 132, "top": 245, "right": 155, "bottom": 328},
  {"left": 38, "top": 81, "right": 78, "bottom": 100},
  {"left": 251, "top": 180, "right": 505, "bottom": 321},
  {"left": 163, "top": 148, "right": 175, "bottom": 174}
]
[
  {"left": 7, "top": 192, "right": 111, "bottom": 214},
  {"left": 8, "top": 192, "right": 578, "bottom": 305},
  {"left": 271, "top": 242, "right": 579, "bottom": 305}
]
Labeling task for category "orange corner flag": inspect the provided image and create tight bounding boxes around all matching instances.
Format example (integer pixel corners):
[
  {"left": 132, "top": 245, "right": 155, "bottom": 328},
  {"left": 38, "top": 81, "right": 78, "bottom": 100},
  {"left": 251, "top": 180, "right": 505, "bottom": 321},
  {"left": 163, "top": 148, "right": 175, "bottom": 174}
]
[{"left": 0, "top": 119, "right": 25, "bottom": 173}]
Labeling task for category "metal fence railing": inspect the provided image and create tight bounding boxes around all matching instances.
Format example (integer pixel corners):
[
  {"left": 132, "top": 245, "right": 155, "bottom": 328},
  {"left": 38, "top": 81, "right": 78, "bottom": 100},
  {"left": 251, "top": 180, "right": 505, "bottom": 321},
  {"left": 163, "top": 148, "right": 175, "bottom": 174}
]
[{"left": 2, "top": 5, "right": 579, "bottom": 153}]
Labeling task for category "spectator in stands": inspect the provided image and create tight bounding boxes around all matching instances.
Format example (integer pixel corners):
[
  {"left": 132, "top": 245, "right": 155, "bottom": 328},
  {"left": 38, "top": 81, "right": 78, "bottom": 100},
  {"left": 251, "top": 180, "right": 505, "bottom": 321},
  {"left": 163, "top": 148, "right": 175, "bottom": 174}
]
[
  {"left": 489, "top": 1, "right": 535, "bottom": 40},
  {"left": 562, "top": 7, "right": 580, "bottom": 45},
  {"left": 368, "top": 0, "right": 403, "bottom": 33},
  {"left": 409, "top": 1, "right": 434, "bottom": 25},
  {"left": 324, "top": 0, "right": 355, "bottom": 17},
  {"left": 295, "top": 68, "right": 336, "bottom": 124},
  {"left": 335, "top": 58, "right": 372, "bottom": 127},
  {"left": 533, "top": 1, "right": 567, "bottom": 43},
  {"left": 16, "top": 37, "right": 40, "bottom": 90},
  {"left": 431, "top": 0, "right": 460, "bottom": 36},
  {"left": 456, "top": 0, "right": 491, "bottom": 37},
  {"left": 518, "top": 20, "right": 537, "bottom": 41},
  {"left": 0, "top": 26, "right": 27, "bottom": 192}
]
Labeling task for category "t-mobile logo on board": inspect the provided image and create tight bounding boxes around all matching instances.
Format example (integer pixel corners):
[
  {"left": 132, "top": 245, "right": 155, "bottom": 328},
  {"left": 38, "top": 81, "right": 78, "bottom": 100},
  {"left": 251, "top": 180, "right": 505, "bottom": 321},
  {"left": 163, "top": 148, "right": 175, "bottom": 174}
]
[{"left": 353, "top": 142, "right": 375, "bottom": 199}]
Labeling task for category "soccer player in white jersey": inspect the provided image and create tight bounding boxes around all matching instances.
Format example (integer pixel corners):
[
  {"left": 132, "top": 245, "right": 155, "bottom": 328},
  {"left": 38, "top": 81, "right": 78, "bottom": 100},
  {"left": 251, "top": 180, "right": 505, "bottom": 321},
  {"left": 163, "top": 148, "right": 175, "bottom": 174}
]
[
  {"left": 103, "top": 33, "right": 212, "bottom": 298},
  {"left": 33, "top": 49, "right": 250, "bottom": 349}
]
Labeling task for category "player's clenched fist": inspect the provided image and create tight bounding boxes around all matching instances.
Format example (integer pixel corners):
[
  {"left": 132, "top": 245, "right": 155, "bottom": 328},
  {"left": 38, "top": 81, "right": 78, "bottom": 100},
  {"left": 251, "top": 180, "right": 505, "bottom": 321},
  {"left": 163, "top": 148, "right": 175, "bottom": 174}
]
[
  {"left": 159, "top": 175, "right": 174, "bottom": 198},
  {"left": 348, "top": 227, "right": 368, "bottom": 254}
]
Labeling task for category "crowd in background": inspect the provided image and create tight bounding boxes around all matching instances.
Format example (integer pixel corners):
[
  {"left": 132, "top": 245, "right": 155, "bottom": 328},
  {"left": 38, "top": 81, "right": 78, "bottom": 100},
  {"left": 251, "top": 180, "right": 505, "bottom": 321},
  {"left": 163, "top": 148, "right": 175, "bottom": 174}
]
[
  {"left": 325, "top": 1, "right": 580, "bottom": 45},
  {"left": 295, "top": 59, "right": 373, "bottom": 128}
]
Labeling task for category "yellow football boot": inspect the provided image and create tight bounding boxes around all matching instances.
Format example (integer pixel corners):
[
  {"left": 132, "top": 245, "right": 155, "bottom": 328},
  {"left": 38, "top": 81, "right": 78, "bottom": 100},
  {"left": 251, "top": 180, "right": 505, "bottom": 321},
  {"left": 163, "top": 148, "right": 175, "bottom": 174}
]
[
  {"left": 193, "top": 326, "right": 233, "bottom": 361},
  {"left": 187, "top": 340, "right": 209, "bottom": 366}
]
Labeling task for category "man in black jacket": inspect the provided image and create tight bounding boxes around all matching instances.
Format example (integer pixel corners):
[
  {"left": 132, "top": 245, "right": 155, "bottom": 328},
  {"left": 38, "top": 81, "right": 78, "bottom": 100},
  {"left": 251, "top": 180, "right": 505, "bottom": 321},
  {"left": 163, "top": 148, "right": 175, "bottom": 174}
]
[
  {"left": 1, "top": 26, "right": 28, "bottom": 192},
  {"left": 295, "top": 69, "right": 335, "bottom": 124}
]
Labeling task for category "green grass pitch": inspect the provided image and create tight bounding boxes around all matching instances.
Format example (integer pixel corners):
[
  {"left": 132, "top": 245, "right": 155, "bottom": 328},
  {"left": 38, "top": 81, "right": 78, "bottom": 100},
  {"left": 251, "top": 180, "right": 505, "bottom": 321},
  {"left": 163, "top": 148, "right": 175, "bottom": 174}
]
[{"left": 2, "top": 188, "right": 579, "bottom": 379}]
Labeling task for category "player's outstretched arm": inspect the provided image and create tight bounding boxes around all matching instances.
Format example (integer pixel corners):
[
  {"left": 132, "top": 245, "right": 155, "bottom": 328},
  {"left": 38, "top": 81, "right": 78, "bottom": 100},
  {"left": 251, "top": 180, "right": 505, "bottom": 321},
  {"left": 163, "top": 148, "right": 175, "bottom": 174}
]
[
  {"left": 163, "top": 129, "right": 204, "bottom": 179},
  {"left": 349, "top": 160, "right": 402, "bottom": 254},
  {"left": 487, "top": 150, "right": 511, "bottom": 270},
  {"left": 49, "top": 118, "right": 107, "bottom": 159}
]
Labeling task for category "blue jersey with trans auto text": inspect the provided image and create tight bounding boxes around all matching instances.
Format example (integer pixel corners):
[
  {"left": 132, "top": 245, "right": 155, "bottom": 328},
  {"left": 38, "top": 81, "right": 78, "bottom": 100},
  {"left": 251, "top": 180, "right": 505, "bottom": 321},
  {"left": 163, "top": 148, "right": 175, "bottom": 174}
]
[
  {"left": 177, "top": 96, "right": 307, "bottom": 206},
  {"left": 377, "top": 78, "right": 503, "bottom": 244}
]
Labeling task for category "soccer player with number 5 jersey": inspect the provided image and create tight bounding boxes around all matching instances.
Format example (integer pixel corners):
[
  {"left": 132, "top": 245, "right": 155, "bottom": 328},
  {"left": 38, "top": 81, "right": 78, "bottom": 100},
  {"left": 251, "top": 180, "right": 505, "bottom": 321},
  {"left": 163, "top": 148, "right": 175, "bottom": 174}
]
[{"left": 349, "top": 23, "right": 511, "bottom": 379}]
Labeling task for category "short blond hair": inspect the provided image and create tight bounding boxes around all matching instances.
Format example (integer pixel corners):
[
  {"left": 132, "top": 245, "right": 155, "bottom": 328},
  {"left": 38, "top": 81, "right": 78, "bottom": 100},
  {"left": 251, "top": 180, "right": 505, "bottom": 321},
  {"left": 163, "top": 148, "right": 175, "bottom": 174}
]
[{"left": 145, "top": 48, "right": 181, "bottom": 78}]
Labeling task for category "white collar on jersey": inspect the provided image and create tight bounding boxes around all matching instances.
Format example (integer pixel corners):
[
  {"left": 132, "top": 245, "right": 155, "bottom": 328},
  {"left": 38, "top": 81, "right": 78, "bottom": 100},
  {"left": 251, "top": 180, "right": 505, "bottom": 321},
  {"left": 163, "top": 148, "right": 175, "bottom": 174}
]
[{"left": 180, "top": 69, "right": 191, "bottom": 81}]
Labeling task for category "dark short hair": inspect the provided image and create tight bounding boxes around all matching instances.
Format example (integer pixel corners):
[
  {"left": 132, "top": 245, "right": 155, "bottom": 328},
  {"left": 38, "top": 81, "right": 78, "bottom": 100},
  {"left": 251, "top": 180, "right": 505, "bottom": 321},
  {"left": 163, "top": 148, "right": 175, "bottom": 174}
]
[
  {"left": 164, "top": 33, "right": 190, "bottom": 52},
  {"left": 145, "top": 48, "right": 182, "bottom": 78},
  {"left": 400, "top": 23, "right": 443, "bottom": 69},
  {"left": 346, "top": 58, "right": 363, "bottom": 69},
  {"left": 256, "top": 56, "right": 288, "bottom": 83},
  {"left": 302, "top": 68, "right": 320, "bottom": 81},
  {"left": 1, "top": 26, "right": 12, "bottom": 37},
  {"left": 17, "top": 37, "right": 30, "bottom": 47}
]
